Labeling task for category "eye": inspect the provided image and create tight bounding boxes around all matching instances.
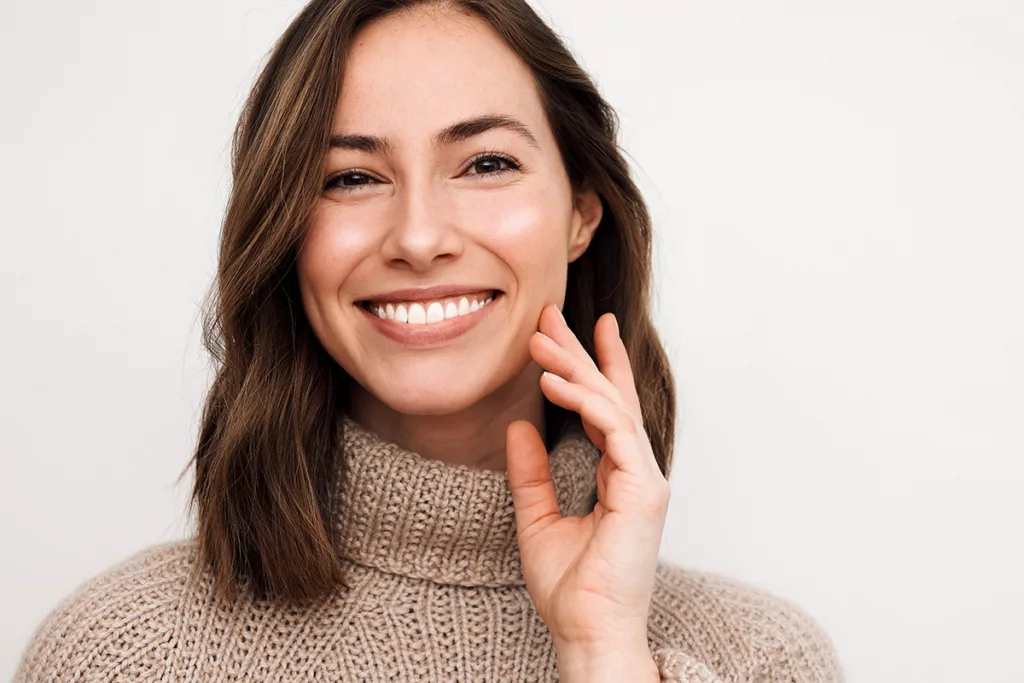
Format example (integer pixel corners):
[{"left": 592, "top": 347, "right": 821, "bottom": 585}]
[
  {"left": 464, "top": 153, "right": 522, "bottom": 178},
  {"left": 324, "top": 170, "right": 379, "bottom": 192},
  {"left": 324, "top": 153, "right": 523, "bottom": 194}
]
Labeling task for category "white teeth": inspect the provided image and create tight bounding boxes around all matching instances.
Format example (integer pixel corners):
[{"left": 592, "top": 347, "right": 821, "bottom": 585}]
[
  {"left": 426, "top": 302, "right": 445, "bottom": 323},
  {"left": 368, "top": 292, "right": 499, "bottom": 324}
]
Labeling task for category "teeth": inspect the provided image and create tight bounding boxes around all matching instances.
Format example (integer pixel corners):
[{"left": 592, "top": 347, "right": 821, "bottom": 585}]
[
  {"left": 366, "top": 292, "right": 498, "bottom": 324},
  {"left": 426, "top": 302, "right": 444, "bottom": 323}
]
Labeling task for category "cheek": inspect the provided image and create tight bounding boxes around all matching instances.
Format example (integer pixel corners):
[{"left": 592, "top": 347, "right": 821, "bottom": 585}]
[
  {"left": 296, "top": 208, "right": 372, "bottom": 343},
  {"left": 457, "top": 186, "right": 570, "bottom": 285},
  {"left": 298, "top": 207, "right": 372, "bottom": 300}
]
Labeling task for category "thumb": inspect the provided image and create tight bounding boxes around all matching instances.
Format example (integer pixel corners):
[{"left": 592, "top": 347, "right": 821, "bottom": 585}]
[{"left": 505, "top": 419, "right": 562, "bottom": 544}]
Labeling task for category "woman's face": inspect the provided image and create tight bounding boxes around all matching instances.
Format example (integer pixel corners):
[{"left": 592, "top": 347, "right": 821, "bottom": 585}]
[{"left": 297, "top": 6, "right": 602, "bottom": 417}]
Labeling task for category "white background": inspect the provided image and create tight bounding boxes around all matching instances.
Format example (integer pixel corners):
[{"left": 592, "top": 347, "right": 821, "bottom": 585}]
[{"left": 2, "top": 1, "right": 1022, "bottom": 681}]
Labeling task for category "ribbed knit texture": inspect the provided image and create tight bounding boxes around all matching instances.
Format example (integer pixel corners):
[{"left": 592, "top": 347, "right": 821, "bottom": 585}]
[{"left": 14, "top": 415, "right": 843, "bottom": 682}]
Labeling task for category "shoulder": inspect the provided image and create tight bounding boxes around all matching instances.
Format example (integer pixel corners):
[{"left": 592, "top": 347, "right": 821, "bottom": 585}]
[
  {"left": 14, "top": 538, "right": 202, "bottom": 682},
  {"left": 650, "top": 560, "right": 844, "bottom": 683}
]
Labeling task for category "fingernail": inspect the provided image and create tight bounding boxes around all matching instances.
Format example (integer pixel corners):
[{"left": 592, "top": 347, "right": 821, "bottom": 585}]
[
  {"left": 543, "top": 371, "right": 567, "bottom": 383},
  {"left": 611, "top": 313, "right": 619, "bottom": 335}
]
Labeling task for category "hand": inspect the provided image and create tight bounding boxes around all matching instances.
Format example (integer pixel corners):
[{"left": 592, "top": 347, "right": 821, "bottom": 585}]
[{"left": 505, "top": 304, "right": 672, "bottom": 654}]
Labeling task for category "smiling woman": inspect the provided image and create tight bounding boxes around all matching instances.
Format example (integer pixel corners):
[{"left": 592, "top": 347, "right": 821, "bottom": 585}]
[{"left": 13, "top": 1, "right": 842, "bottom": 682}]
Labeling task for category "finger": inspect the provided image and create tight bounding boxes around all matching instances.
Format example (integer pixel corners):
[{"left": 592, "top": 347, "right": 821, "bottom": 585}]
[
  {"left": 539, "top": 371, "right": 649, "bottom": 476},
  {"left": 530, "top": 330, "right": 623, "bottom": 412},
  {"left": 593, "top": 313, "right": 643, "bottom": 421},
  {"left": 505, "top": 419, "right": 563, "bottom": 544},
  {"left": 537, "top": 304, "right": 596, "bottom": 369}
]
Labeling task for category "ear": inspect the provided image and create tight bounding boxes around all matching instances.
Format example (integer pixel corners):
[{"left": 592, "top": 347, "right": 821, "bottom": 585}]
[{"left": 567, "top": 184, "right": 603, "bottom": 263}]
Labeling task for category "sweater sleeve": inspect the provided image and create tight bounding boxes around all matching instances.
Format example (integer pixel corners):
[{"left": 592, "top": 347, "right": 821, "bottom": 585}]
[{"left": 651, "top": 648, "right": 723, "bottom": 683}]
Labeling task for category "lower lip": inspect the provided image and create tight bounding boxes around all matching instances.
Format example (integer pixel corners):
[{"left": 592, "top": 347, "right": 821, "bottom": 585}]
[{"left": 358, "top": 294, "right": 502, "bottom": 347}]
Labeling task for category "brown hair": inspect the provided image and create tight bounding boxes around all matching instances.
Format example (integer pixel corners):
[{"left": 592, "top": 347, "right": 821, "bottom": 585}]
[{"left": 181, "top": 0, "right": 676, "bottom": 606}]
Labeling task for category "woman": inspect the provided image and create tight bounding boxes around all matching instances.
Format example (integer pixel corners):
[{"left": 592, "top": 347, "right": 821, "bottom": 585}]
[{"left": 15, "top": 1, "right": 843, "bottom": 681}]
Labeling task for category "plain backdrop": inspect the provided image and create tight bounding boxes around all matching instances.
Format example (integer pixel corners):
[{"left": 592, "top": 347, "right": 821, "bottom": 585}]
[{"left": 2, "top": 1, "right": 1022, "bottom": 681}]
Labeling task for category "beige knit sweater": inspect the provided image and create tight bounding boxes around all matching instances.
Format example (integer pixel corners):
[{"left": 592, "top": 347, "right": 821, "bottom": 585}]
[{"left": 15, "top": 415, "right": 843, "bottom": 682}]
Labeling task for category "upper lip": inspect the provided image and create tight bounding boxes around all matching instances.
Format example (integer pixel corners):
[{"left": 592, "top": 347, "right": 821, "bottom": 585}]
[{"left": 358, "top": 284, "right": 501, "bottom": 304}]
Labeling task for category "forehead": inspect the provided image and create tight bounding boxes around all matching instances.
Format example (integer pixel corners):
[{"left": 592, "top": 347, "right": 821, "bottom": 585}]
[{"left": 334, "top": 7, "right": 547, "bottom": 144}]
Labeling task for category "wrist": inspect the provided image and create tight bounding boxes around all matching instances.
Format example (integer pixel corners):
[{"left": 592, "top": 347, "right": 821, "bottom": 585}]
[{"left": 554, "top": 640, "right": 660, "bottom": 683}]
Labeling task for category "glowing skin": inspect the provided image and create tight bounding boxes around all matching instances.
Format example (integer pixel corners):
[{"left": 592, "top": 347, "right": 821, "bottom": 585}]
[{"left": 296, "top": 5, "right": 602, "bottom": 468}]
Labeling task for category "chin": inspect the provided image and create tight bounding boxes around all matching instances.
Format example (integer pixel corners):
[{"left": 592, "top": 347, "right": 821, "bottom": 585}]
[
  {"left": 352, "top": 357, "right": 499, "bottom": 415},
  {"left": 375, "top": 381, "right": 491, "bottom": 416},
  {"left": 346, "top": 342, "right": 530, "bottom": 417}
]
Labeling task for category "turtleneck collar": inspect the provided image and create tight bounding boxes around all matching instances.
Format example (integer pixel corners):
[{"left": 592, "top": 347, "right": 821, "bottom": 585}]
[{"left": 331, "top": 414, "right": 601, "bottom": 588}]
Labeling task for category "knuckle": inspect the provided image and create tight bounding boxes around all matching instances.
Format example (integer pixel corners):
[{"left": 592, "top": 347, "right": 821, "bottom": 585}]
[
  {"left": 620, "top": 413, "right": 638, "bottom": 435},
  {"left": 649, "top": 482, "right": 671, "bottom": 515},
  {"left": 649, "top": 470, "right": 671, "bottom": 501},
  {"left": 562, "top": 363, "right": 580, "bottom": 383},
  {"left": 580, "top": 392, "right": 600, "bottom": 416}
]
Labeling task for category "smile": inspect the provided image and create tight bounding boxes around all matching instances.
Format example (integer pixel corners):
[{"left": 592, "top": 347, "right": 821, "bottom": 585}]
[
  {"left": 359, "top": 289, "right": 499, "bottom": 324},
  {"left": 357, "top": 290, "right": 504, "bottom": 347}
]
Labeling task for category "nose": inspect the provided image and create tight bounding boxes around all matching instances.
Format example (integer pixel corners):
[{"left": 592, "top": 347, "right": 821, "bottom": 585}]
[{"left": 380, "top": 175, "right": 464, "bottom": 272}]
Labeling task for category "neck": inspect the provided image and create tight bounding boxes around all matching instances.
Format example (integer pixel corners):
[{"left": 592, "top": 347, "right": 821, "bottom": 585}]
[{"left": 347, "top": 361, "right": 546, "bottom": 471}]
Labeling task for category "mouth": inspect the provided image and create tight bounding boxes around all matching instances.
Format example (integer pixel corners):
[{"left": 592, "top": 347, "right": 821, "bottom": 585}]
[{"left": 357, "top": 289, "right": 503, "bottom": 324}]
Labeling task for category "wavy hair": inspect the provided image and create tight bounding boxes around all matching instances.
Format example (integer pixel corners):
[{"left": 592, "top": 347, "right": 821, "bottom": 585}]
[{"left": 181, "top": 0, "right": 676, "bottom": 606}]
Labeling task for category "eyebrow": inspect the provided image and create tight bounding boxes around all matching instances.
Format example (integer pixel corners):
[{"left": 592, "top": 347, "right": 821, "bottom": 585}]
[{"left": 328, "top": 114, "right": 540, "bottom": 155}]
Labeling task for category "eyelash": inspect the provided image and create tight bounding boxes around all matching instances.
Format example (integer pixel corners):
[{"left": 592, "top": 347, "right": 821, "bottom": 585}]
[{"left": 323, "top": 151, "right": 523, "bottom": 193}]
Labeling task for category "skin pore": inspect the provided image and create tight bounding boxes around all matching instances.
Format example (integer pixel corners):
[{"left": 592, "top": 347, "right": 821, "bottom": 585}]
[{"left": 296, "top": 4, "right": 603, "bottom": 470}]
